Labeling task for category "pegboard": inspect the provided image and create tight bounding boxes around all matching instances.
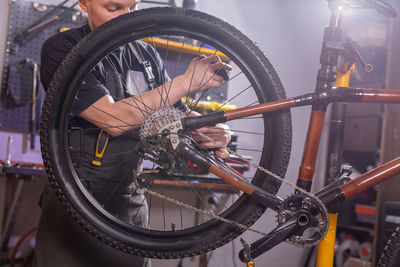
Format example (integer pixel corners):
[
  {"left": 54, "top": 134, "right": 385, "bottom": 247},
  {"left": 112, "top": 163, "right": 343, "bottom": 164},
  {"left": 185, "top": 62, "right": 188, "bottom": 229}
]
[{"left": 0, "top": 0, "right": 85, "bottom": 133}]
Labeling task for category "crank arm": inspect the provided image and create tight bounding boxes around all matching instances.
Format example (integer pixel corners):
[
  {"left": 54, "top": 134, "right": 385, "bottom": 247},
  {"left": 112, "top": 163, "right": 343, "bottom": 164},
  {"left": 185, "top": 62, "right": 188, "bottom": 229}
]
[
  {"left": 238, "top": 216, "right": 298, "bottom": 262},
  {"left": 176, "top": 142, "right": 283, "bottom": 211}
]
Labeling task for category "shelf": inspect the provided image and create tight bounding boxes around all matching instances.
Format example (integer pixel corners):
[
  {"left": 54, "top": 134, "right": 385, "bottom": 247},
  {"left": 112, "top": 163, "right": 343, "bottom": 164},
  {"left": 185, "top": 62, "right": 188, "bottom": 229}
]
[{"left": 338, "top": 224, "right": 375, "bottom": 236}]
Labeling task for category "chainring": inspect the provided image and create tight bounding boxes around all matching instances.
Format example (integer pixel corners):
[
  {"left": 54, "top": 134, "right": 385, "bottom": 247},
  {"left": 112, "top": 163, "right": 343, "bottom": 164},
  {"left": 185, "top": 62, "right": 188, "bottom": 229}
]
[{"left": 277, "top": 193, "right": 329, "bottom": 247}]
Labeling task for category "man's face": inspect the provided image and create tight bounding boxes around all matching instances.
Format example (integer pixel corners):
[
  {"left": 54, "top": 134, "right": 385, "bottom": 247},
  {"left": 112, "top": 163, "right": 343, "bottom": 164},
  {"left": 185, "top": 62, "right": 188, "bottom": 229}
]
[{"left": 79, "top": 0, "right": 139, "bottom": 30}]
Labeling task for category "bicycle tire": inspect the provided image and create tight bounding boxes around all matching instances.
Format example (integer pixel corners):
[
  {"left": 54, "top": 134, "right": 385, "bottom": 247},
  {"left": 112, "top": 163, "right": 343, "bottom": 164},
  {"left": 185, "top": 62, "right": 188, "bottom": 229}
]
[
  {"left": 40, "top": 7, "right": 292, "bottom": 258},
  {"left": 378, "top": 226, "right": 400, "bottom": 267}
]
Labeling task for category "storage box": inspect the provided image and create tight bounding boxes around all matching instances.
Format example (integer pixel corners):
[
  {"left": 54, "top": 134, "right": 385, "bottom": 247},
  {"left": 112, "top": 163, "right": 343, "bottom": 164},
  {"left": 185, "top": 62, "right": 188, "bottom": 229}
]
[
  {"left": 347, "top": 257, "right": 371, "bottom": 267},
  {"left": 355, "top": 204, "right": 376, "bottom": 224}
]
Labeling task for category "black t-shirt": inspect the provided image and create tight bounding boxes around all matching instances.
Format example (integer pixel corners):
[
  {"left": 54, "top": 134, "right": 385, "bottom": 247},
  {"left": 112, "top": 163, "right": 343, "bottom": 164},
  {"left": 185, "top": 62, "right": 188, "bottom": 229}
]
[{"left": 41, "top": 24, "right": 180, "bottom": 114}]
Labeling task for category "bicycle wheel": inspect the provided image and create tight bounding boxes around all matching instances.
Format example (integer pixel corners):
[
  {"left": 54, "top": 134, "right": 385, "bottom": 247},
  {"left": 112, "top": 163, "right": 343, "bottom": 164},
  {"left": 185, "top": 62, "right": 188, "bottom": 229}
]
[
  {"left": 378, "top": 226, "right": 400, "bottom": 267},
  {"left": 40, "top": 7, "right": 292, "bottom": 258}
]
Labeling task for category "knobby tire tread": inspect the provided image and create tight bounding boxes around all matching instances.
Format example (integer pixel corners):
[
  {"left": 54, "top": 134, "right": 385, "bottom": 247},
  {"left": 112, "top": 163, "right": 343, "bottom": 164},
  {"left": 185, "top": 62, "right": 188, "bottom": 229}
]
[{"left": 378, "top": 226, "right": 400, "bottom": 267}]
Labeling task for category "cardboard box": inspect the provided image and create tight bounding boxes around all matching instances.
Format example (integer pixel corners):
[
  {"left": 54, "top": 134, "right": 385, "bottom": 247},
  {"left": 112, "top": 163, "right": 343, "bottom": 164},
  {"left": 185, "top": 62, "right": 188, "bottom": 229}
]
[{"left": 347, "top": 257, "right": 371, "bottom": 267}]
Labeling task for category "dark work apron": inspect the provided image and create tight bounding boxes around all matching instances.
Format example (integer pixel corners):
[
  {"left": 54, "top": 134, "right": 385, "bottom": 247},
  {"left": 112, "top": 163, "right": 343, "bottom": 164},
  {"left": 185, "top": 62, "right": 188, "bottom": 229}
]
[{"left": 34, "top": 45, "right": 154, "bottom": 267}]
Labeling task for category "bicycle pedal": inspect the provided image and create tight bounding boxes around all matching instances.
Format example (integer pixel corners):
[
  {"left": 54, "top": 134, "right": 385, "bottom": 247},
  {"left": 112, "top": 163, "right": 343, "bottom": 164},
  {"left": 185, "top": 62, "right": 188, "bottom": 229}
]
[{"left": 239, "top": 238, "right": 252, "bottom": 262}]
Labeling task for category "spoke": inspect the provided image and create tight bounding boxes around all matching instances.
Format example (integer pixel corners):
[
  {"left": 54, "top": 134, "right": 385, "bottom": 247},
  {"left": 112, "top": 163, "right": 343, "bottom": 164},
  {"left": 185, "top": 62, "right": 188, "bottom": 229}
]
[
  {"left": 193, "top": 125, "right": 263, "bottom": 137},
  {"left": 103, "top": 53, "right": 151, "bottom": 116},
  {"left": 188, "top": 69, "right": 243, "bottom": 113},
  {"left": 225, "top": 71, "right": 242, "bottom": 83},
  {"left": 215, "top": 85, "right": 253, "bottom": 112},
  {"left": 68, "top": 119, "right": 141, "bottom": 132},
  {"left": 166, "top": 37, "right": 186, "bottom": 109},
  {"left": 229, "top": 129, "right": 264, "bottom": 136},
  {"left": 76, "top": 58, "right": 152, "bottom": 117},
  {"left": 159, "top": 37, "right": 171, "bottom": 107},
  {"left": 139, "top": 38, "right": 169, "bottom": 107},
  {"left": 178, "top": 178, "right": 184, "bottom": 229},
  {"left": 224, "top": 157, "right": 251, "bottom": 165},
  {"left": 184, "top": 43, "right": 203, "bottom": 107},
  {"left": 147, "top": 187, "right": 152, "bottom": 228},
  {"left": 246, "top": 100, "right": 260, "bottom": 107},
  {"left": 187, "top": 49, "right": 218, "bottom": 113},
  {"left": 73, "top": 94, "right": 150, "bottom": 130},
  {"left": 95, "top": 156, "right": 136, "bottom": 207},
  {"left": 72, "top": 98, "right": 129, "bottom": 129},
  {"left": 236, "top": 147, "right": 263, "bottom": 153},
  {"left": 78, "top": 123, "right": 140, "bottom": 131},
  {"left": 135, "top": 39, "right": 170, "bottom": 108},
  {"left": 160, "top": 178, "right": 166, "bottom": 230},
  {"left": 181, "top": 174, "right": 216, "bottom": 221},
  {"left": 130, "top": 178, "right": 155, "bottom": 226},
  {"left": 184, "top": 172, "right": 237, "bottom": 215}
]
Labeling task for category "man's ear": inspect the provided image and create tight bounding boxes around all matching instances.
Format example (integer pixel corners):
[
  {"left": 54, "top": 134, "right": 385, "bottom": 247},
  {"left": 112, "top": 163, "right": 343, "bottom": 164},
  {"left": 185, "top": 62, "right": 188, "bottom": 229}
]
[{"left": 78, "top": 0, "right": 89, "bottom": 12}]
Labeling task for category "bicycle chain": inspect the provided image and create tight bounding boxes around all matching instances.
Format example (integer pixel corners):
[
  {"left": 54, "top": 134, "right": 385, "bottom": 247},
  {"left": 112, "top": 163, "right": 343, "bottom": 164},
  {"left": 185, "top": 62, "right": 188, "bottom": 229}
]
[
  {"left": 137, "top": 128, "right": 329, "bottom": 248},
  {"left": 140, "top": 179, "right": 268, "bottom": 236}
]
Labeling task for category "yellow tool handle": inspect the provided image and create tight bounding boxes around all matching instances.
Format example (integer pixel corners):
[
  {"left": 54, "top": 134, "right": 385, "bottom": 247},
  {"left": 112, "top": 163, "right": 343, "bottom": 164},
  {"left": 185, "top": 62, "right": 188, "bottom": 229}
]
[{"left": 92, "top": 129, "right": 109, "bottom": 166}]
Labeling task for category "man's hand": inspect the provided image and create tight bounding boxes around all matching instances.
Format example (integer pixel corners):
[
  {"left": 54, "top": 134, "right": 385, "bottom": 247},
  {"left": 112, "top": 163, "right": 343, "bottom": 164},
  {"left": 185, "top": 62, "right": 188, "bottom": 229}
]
[
  {"left": 180, "top": 55, "right": 232, "bottom": 93},
  {"left": 193, "top": 123, "right": 231, "bottom": 158}
]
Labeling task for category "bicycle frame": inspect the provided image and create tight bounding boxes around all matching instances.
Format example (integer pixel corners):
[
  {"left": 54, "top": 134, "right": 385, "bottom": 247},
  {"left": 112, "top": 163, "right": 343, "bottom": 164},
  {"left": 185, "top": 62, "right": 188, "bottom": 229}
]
[
  {"left": 181, "top": 77, "right": 400, "bottom": 210},
  {"left": 176, "top": 1, "right": 399, "bottom": 264}
]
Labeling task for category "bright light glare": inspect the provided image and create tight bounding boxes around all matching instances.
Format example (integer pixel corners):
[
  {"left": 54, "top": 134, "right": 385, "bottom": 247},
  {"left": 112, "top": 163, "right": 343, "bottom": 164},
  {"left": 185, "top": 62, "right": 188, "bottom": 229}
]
[{"left": 338, "top": 5, "right": 344, "bottom": 11}]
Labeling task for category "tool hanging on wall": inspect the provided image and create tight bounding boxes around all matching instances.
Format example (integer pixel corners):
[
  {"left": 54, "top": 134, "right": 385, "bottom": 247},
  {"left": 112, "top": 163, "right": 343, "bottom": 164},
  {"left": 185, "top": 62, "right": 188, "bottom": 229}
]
[
  {"left": 30, "top": 61, "right": 39, "bottom": 150},
  {"left": 32, "top": 2, "right": 48, "bottom": 12},
  {"left": 5, "top": 58, "right": 41, "bottom": 149},
  {"left": 14, "top": 0, "right": 79, "bottom": 46},
  {"left": 6, "top": 58, "right": 40, "bottom": 106},
  {"left": 1, "top": 0, "right": 84, "bottom": 133}
]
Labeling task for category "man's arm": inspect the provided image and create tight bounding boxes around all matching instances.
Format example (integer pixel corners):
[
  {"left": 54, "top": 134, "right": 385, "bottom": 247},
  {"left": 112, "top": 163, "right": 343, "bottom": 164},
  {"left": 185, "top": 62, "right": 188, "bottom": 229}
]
[{"left": 79, "top": 55, "right": 231, "bottom": 136}]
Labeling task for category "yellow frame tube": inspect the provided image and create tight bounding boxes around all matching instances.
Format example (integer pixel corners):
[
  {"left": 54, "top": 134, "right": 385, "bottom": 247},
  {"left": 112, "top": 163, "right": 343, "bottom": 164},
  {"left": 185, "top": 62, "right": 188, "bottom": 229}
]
[
  {"left": 316, "top": 213, "right": 338, "bottom": 267},
  {"left": 141, "top": 37, "right": 230, "bottom": 62}
]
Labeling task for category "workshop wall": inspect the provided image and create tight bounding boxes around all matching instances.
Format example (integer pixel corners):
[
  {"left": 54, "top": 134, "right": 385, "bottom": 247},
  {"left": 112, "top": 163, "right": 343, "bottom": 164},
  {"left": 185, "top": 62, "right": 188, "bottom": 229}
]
[{"left": 197, "top": 1, "right": 330, "bottom": 267}]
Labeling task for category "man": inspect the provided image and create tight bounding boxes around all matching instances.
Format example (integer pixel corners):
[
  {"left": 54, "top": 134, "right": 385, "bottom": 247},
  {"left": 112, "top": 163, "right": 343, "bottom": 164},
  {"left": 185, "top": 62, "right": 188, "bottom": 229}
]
[{"left": 35, "top": 0, "right": 231, "bottom": 266}]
